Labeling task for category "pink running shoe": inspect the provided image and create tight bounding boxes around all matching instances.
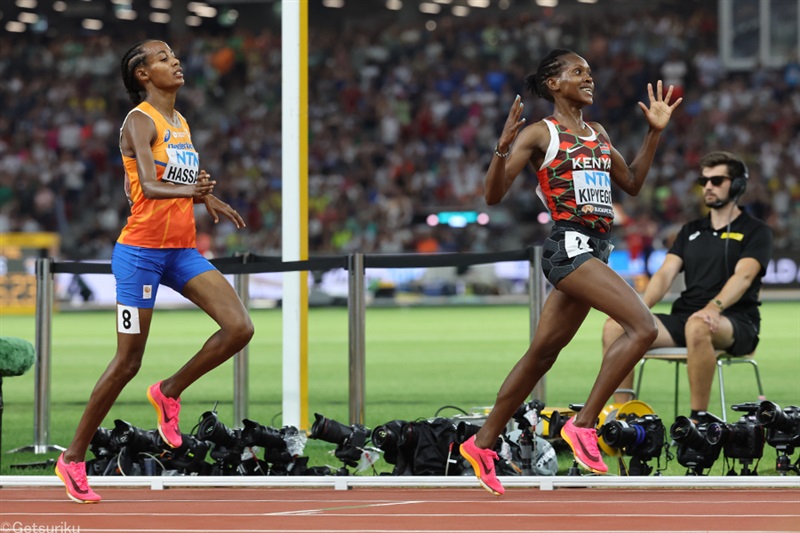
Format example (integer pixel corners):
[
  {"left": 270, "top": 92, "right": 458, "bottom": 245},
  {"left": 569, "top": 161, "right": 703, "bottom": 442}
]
[
  {"left": 560, "top": 417, "right": 608, "bottom": 474},
  {"left": 460, "top": 435, "right": 504, "bottom": 496},
  {"left": 55, "top": 453, "right": 101, "bottom": 503},
  {"left": 147, "top": 381, "right": 182, "bottom": 448}
]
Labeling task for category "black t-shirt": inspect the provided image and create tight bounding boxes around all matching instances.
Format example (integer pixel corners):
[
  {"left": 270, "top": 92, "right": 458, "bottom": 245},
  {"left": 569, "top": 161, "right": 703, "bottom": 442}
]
[{"left": 668, "top": 211, "right": 773, "bottom": 322}]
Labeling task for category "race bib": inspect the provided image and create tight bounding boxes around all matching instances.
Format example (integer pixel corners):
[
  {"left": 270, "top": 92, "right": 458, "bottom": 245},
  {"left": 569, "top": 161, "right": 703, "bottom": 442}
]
[
  {"left": 161, "top": 148, "right": 199, "bottom": 185},
  {"left": 565, "top": 231, "right": 593, "bottom": 258},
  {"left": 573, "top": 170, "right": 613, "bottom": 218},
  {"left": 117, "top": 304, "right": 141, "bottom": 334}
]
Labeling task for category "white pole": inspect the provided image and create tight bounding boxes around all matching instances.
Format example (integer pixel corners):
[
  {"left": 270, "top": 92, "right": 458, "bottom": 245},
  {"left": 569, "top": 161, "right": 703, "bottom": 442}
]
[{"left": 281, "top": 0, "right": 309, "bottom": 431}]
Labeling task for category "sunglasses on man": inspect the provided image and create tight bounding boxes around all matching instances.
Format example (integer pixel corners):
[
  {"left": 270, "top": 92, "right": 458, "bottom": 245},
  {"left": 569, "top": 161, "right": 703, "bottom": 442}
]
[{"left": 697, "top": 175, "right": 730, "bottom": 187}]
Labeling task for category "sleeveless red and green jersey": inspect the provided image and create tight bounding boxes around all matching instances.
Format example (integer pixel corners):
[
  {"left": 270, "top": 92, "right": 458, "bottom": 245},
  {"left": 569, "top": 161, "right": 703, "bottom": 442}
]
[{"left": 535, "top": 117, "right": 614, "bottom": 233}]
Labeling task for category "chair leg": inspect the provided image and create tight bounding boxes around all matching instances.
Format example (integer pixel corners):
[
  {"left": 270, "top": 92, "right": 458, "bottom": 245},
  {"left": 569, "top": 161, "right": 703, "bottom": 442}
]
[
  {"left": 635, "top": 359, "right": 647, "bottom": 401},
  {"left": 717, "top": 359, "right": 727, "bottom": 423},
  {"left": 673, "top": 361, "right": 680, "bottom": 421},
  {"left": 748, "top": 360, "right": 767, "bottom": 401},
  {"left": 718, "top": 358, "right": 768, "bottom": 423}
]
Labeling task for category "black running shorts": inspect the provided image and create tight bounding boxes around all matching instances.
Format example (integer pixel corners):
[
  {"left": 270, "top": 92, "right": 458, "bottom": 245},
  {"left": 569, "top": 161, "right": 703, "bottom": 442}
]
[{"left": 541, "top": 222, "right": 613, "bottom": 287}]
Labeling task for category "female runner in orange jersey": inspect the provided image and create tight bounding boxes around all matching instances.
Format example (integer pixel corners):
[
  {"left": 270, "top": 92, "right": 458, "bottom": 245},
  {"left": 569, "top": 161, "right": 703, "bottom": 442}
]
[{"left": 56, "top": 40, "right": 254, "bottom": 503}]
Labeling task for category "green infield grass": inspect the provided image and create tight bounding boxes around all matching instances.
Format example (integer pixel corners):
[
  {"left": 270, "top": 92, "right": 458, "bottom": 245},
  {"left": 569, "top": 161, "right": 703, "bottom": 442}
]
[{"left": 1, "top": 301, "right": 798, "bottom": 477}]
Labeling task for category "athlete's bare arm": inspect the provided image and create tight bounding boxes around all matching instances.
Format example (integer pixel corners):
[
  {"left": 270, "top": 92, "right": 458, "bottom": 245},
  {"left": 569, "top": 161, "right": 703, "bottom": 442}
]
[
  {"left": 485, "top": 96, "right": 549, "bottom": 205},
  {"left": 121, "top": 112, "right": 215, "bottom": 200},
  {"left": 594, "top": 80, "right": 682, "bottom": 196}
]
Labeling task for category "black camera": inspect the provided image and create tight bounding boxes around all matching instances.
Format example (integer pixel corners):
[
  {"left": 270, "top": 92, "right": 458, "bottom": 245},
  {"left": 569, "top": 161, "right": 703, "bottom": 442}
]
[
  {"left": 602, "top": 414, "right": 665, "bottom": 460},
  {"left": 109, "top": 420, "right": 166, "bottom": 475},
  {"left": 165, "top": 433, "right": 211, "bottom": 475},
  {"left": 543, "top": 409, "right": 569, "bottom": 440},
  {"left": 756, "top": 401, "right": 800, "bottom": 475},
  {"left": 112, "top": 419, "right": 163, "bottom": 455},
  {"left": 600, "top": 413, "right": 665, "bottom": 475},
  {"left": 89, "top": 426, "right": 119, "bottom": 458},
  {"left": 510, "top": 400, "right": 545, "bottom": 476},
  {"left": 242, "top": 419, "right": 303, "bottom": 471},
  {"left": 196, "top": 410, "right": 264, "bottom": 475},
  {"left": 512, "top": 399, "right": 545, "bottom": 431},
  {"left": 756, "top": 401, "right": 800, "bottom": 450},
  {"left": 670, "top": 415, "right": 723, "bottom": 474},
  {"left": 310, "top": 413, "right": 370, "bottom": 468},
  {"left": 86, "top": 426, "right": 121, "bottom": 476},
  {"left": 707, "top": 403, "right": 765, "bottom": 475},
  {"left": 371, "top": 419, "right": 408, "bottom": 467},
  {"left": 197, "top": 410, "right": 242, "bottom": 450}
]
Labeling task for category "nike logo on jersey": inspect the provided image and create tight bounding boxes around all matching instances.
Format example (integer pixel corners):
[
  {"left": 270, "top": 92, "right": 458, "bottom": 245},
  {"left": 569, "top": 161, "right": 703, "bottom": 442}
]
[{"left": 566, "top": 145, "right": 582, "bottom": 154}]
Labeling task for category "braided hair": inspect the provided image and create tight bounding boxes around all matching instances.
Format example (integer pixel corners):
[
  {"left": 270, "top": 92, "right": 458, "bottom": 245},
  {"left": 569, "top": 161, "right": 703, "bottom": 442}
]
[
  {"left": 524, "top": 49, "right": 575, "bottom": 103},
  {"left": 121, "top": 40, "right": 156, "bottom": 105}
]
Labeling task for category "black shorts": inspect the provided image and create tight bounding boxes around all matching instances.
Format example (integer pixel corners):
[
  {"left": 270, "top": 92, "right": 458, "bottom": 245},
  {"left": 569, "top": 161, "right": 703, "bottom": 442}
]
[
  {"left": 655, "top": 311, "right": 760, "bottom": 356},
  {"left": 541, "top": 222, "right": 613, "bottom": 287}
]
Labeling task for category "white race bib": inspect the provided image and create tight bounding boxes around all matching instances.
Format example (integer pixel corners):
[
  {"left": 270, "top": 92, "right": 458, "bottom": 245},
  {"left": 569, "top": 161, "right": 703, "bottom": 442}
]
[
  {"left": 573, "top": 170, "right": 613, "bottom": 218},
  {"left": 162, "top": 148, "right": 199, "bottom": 185},
  {"left": 565, "top": 231, "right": 593, "bottom": 258},
  {"left": 117, "top": 304, "right": 141, "bottom": 334}
]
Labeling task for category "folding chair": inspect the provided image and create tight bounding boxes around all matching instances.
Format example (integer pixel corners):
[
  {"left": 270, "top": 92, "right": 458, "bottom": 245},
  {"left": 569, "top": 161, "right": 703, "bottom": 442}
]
[{"left": 634, "top": 347, "right": 766, "bottom": 422}]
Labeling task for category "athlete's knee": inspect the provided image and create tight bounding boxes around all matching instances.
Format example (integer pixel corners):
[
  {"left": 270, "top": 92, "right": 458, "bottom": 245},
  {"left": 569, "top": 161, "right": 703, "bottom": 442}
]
[
  {"left": 631, "top": 313, "right": 658, "bottom": 346},
  {"left": 602, "top": 318, "right": 624, "bottom": 352},
  {"left": 112, "top": 352, "right": 143, "bottom": 381},
  {"left": 522, "top": 344, "right": 559, "bottom": 375},
  {"left": 225, "top": 314, "right": 254, "bottom": 347}
]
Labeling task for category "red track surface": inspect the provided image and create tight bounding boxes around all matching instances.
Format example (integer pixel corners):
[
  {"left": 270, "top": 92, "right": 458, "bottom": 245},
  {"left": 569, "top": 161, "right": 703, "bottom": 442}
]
[{"left": 2, "top": 487, "right": 799, "bottom": 532}]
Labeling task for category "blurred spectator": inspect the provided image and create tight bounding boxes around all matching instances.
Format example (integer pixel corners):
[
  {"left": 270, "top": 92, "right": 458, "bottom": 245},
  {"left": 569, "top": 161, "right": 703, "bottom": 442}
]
[{"left": 1, "top": 2, "right": 798, "bottom": 263}]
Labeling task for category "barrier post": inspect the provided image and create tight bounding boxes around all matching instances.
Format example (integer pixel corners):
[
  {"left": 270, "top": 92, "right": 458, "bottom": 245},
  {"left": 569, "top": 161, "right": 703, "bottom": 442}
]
[
  {"left": 529, "top": 246, "right": 547, "bottom": 403},
  {"left": 347, "top": 252, "right": 366, "bottom": 425},
  {"left": 10, "top": 258, "right": 64, "bottom": 454},
  {"left": 232, "top": 254, "right": 250, "bottom": 426}
]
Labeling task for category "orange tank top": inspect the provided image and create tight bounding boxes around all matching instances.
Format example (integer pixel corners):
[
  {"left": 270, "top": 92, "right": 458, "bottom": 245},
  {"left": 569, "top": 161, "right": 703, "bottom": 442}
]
[{"left": 118, "top": 101, "right": 199, "bottom": 248}]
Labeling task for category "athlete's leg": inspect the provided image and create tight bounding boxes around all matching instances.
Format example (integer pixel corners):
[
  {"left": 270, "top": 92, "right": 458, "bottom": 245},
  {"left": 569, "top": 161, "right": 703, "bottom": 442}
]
[
  {"left": 62, "top": 307, "right": 154, "bottom": 462},
  {"left": 160, "top": 269, "right": 254, "bottom": 397},
  {"left": 685, "top": 315, "right": 734, "bottom": 411},
  {"left": 557, "top": 258, "right": 658, "bottom": 427},
  {"left": 474, "top": 289, "right": 591, "bottom": 448},
  {"left": 602, "top": 316, "right": 676, "bottom": 404}
]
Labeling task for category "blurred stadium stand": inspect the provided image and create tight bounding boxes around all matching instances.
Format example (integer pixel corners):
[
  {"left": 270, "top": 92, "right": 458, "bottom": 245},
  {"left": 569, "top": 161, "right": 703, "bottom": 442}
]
[{"left": 0, "top": 1, "right": 798, "bottom": 293}]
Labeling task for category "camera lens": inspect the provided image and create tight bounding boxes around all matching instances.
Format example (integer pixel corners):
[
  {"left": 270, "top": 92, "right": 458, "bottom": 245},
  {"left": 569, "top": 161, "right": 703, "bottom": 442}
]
[
  {"left": 242, "top": 419, "right": 286, "bottom": 449},
  {"left": 602, "top": 420, "right": 644, "bottom": 448},
  {"left": 755, "top": 401, "right": 799, "bottom": 434},
  {"left": 706, "top": 422, "right": 724, "bottom": 446},
  {"left": 198, "top": 411, "right": 240, "bottom": 448},
  {"left": 372, "top": 423, "right": 400, "bottom": 450},
  {"left": 112, "top": 419, "right": 163, "bottom": 453},
  {"left": 310, "top": 413, "right": 355, "bottom": 446},
  {"left": 670, "top": 416, "right": 708, "bottom": 449}
]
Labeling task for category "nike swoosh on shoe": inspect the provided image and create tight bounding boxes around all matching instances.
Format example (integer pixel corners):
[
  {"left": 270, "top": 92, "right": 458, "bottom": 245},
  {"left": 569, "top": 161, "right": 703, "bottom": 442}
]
[
  {"left": 62, "top": 470, "right": 90, "bottom": 496},
  {"left": 575, "top": 436, "right": 601, "bottom": 461},
  {"left": 479, "top": 455, "right": 494, "bottom": 474}
]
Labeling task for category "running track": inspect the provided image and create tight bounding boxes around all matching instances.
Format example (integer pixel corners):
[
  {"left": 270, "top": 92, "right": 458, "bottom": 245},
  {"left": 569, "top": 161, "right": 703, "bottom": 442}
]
[{"left": 2, "top": 487, "right": 799, "bottom": 533}]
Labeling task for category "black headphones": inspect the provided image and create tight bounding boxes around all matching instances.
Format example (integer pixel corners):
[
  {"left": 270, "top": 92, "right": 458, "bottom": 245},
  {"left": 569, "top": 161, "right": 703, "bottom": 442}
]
[{"left": 728, "top": 158, "right": 749, "bottom": 200}]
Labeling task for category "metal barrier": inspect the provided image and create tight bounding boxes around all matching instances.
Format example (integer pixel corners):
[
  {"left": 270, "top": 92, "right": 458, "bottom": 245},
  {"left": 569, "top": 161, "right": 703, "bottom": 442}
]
[{"left": 20, "top": 247, "right": 544, "bottom": 453}]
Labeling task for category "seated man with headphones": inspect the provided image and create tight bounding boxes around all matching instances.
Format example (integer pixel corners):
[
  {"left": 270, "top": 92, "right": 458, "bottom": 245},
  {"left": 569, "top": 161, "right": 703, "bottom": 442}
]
[{"left": 602, "top": 151, "right": 773, "bottom": 422}]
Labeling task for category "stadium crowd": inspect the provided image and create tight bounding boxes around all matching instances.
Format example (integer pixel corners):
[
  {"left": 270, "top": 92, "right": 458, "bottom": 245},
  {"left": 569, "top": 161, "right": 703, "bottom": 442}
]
[{"left": 1, "top": 3, "right": 798, "bottom": 262}]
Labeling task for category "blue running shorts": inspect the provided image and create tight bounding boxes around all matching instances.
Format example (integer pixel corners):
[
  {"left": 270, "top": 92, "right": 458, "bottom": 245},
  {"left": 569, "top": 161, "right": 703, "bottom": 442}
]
[{"left": 111, "top": 243, "right": 215, "bottom": 308}]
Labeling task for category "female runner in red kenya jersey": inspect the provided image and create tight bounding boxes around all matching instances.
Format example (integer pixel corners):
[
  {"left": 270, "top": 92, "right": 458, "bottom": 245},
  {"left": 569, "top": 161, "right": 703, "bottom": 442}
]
[{"left": 459, "top": 49, "right": 682, "bottom": 495}]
